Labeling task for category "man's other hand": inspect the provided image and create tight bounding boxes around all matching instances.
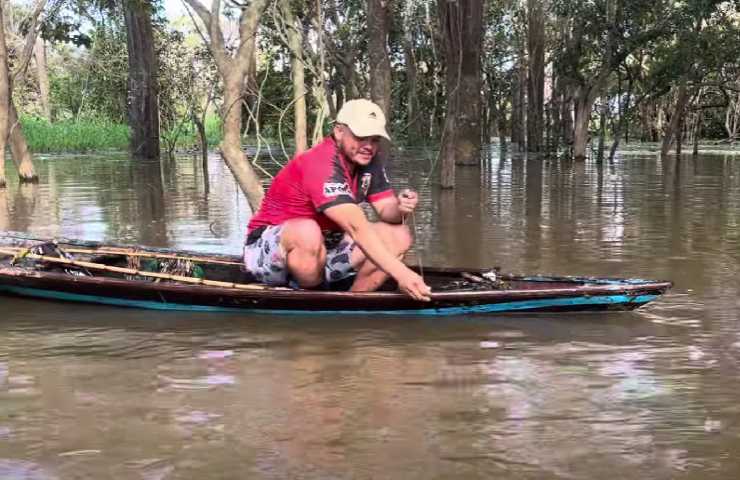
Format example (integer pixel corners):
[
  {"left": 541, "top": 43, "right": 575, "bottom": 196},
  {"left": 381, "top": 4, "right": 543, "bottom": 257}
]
[{"left": 398, "top": 189, "right": 419, "bottom": 216}]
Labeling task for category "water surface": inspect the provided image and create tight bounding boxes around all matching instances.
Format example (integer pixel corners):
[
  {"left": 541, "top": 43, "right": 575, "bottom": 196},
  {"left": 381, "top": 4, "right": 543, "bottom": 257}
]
[{"left": 1, "top": 148, "right": 739, "bottom": 479}]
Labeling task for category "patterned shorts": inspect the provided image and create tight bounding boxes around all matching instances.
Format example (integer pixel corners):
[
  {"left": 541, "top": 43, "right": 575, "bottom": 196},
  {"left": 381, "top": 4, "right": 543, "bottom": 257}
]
[{"left": 243, "top": 225, "right": 357, "bottom": 286}]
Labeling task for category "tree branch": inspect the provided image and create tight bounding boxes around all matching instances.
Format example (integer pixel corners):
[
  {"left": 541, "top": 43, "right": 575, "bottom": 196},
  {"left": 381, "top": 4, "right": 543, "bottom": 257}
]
[
  {"left": 11, "top": 0, "right": 47, "bottom": 85},
  {"left": 182, "top": 0, "right": 228, "bottom": 68}
]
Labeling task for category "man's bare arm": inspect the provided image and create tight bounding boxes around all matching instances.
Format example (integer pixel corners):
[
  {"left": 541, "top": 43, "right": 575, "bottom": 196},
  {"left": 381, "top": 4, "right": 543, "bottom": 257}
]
[{"left": 324, "top": 203, "right": 431, "bottom": 301}]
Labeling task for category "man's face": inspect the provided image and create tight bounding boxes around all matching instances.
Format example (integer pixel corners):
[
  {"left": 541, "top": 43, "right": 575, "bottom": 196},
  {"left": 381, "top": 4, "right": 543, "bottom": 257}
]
[{"left": 334, "top": 124, "right": 381, "bottom": 166}]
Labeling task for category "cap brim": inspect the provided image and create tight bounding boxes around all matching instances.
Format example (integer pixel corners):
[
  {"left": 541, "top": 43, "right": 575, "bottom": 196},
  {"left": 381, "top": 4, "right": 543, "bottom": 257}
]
[{"left": 345, "top": 123, "right": 391, "bottom": 141}]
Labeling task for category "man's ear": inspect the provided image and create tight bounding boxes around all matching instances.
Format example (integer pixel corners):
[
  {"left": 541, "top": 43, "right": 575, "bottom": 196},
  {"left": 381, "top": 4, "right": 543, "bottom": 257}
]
[{"left": 332, "top": 124, "right": 343, "bottom": 138}]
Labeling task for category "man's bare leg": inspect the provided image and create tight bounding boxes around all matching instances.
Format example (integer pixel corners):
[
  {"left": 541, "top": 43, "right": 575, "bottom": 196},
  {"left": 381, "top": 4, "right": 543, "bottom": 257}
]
[
  {"left": 350, "top": 222, "right": 412, "bottom": 292},
  {"left": 280, "top": 219, "right": 326, "bottom": 288}
]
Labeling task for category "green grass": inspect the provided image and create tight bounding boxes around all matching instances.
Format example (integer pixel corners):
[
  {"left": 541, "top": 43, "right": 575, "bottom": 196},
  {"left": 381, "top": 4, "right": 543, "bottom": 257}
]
[
  {"left": 162, "top": 115, "right": 223, "bottom": 151},
  {"left": 21, "top": 117, "right": 130, "bottom": 153},
  {"left": 21, "top": 115, "right": 225, "bottom": 154}
]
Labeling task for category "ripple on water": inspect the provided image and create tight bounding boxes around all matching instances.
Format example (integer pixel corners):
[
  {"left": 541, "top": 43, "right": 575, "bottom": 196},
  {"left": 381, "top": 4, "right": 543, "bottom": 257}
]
[{"left": 157, "top": 373, "right": 236, "bottom": 391}]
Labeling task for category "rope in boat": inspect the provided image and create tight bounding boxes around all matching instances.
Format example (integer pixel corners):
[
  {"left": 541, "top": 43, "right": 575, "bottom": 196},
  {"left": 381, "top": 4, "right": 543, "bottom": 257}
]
[
  {"left": 403, "top": 207, "right": 424, "bottom": 279},
  {"left": 0, "top": 247, "right": 282, "bottom": 291},
  {"left": 0, "top": 232, "right": 241, "bottom": 265},
  {"left": 60, "top": 247, "right": 243, "bottom": 266}
]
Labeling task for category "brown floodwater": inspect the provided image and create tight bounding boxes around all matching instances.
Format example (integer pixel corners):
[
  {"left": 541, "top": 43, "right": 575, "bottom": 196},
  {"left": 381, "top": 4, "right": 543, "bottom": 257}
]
[{"left": 1, "top": 147, "right": 739, "bottom": 479}]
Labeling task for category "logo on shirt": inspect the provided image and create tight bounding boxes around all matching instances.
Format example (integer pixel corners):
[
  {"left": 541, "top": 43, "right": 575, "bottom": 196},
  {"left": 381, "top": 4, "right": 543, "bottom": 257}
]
[
  {"left": 323, "top": 182, "right": 352, "bottom": 198},
  {"left": 360, "top": 173, "right": 372, "bottom": 196},
  {"left": 381, "top": 167, "right": 390, "bottom": 184}
]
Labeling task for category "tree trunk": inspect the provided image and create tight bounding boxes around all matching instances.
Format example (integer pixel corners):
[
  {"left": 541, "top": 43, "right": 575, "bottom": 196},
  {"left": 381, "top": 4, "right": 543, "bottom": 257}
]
[
  {"left": 438, "top": 0, "right": 484, "bottom": 181},
  {"left": 223, "top": 74, "right": 264, "bottom": 209},
  {"left": 511, "top": 57, "right": 524, "bottom": 148},
  {"left": 526, "top": 0, "right": 545, "bottom": 153},
  {"left": 660, "top": 82, "right": 689, "bottom": 158},
  {"left": 124, "top": 0, "right": 160, "bottom": 159},
  {"left": 561, "top": 88, "right": 573, "bottom": 149},
  {"left": 609, "top": 75, "right": 633, "bottom": 162},
  {"left": 676, "top": 114, "right": 684, "bottom": 156},
  {"left": 242, "top": 35, "right": 258, "bottom": 135},
  {"left": 497, "top": 97, "right": 508, "bottom": 150},
  {"left": 404, "top": 34, "right": 421, "bottom": 142},
  {"left": 367, "top": 0, "right": 392, "bottom": 118},
  {"left": 550, "top": 75, "right": 563, "bottom": 153},
  {"left": 278, "top": 0, "right": 307, "bottom": 152},
  {"left": 184, "top": 0, "right": 267, "bottom": 212},
  {"left": 33, "top": 38, "right": 51, "bottom": 121},
  {"left": 192, "top": 111, "right": 208, "bottom": 174},
  {"left": 573, "top": 87, "right": 594, "bottom": 161},
  {"left": 0, "top": 3, "right": 9, "bottom": 188},
  {"left": 693, "top": 112, "right": 701, "bottom": 155},
  {"left": 8, "top": 103, "right": 38, "bottom": 182},
  {"left": 290, "top": 48, "right": 307, "bottom": 153},
  {"left": 596, "top": 99, "right": 607, "bottom": 163}
]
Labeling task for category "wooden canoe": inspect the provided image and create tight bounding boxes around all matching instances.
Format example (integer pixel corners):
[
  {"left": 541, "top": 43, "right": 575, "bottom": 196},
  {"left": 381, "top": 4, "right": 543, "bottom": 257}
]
[{"left": 0, "top": 232, "right": 672, "bottom": 316}]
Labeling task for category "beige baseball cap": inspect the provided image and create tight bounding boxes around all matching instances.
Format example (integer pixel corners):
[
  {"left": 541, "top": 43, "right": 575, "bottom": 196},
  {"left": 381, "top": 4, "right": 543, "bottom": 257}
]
[{"left": 335, "top": 99, "right": 391, "bottom": 141}]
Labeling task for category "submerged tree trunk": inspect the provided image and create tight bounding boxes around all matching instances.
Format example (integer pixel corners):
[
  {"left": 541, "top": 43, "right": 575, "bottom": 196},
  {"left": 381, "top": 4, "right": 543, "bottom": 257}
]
[
  {"left": 526, "top": 0, "right": 545, "bottom": 153},
  {"left": 0, "top": 3, "right": 9, "bottom": 188},
  {"left": 1, "top": 0, "right": 47, "bottom": 185},
  {"left": 596, "top": 99, "right": 607, "bottom": 163},
  {"left": 367, "top": 0, "right": 392, "bottom": 117},
  {"left": 660, "top": 82, "right": 689, "bottom": 158},
  {"left": 609, "top": 75, "right": 633, "bottom": 162},
  {"left": 497, "top": 97, "right": 508, "bottom": 150},
  {"left": 8, "top": 103, "right": 38, "bottom": 182},
  {"left": 693, "top": 112, "right": 701, "bottom": 155},
  {"left": 561, "top": 88, "right": 573, "bottom": 150},
  {"left": 193, "top": 113, "right": 208, "bottom": 173},
  {"left": 573, "top": 87, "right": 595, "bottom": 161},
  {"left": 549, "top": 73, "right": 564, "bottom": 153},
  {"left": 33, "top": 38, "right": 51, "bottom": 121},
  {"left": 511, "top": 55, "right": 525, "bottom": 149},
  {"left": 438, "top": 0, "right": 484, "bottom": 186},
  {"left": 124, "top": 0, "right": 160, "bottom": 159}
]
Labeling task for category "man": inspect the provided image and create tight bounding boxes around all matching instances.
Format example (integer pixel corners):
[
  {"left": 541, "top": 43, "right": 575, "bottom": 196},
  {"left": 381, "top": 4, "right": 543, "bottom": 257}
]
[{"left": 244, "top": 99, "right": 432, "bottom": 301}]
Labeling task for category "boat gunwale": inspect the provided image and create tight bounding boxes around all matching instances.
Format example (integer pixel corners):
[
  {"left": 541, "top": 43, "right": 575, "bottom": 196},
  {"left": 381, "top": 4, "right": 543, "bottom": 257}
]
[{"left": 0, "top": 265, "right": 673, "bottom": 302}]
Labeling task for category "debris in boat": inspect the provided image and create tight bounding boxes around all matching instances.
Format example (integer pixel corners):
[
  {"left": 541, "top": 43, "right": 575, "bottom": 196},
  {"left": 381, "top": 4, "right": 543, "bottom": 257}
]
[
  {"left": 126, "top": 255, "right": 205, "bottom": 282},
  {"left": 433, "top": 270, "right": 509, "bottom": 292},
  {"left": 11, "top": 242, "right": 91, "bottom": 277}
]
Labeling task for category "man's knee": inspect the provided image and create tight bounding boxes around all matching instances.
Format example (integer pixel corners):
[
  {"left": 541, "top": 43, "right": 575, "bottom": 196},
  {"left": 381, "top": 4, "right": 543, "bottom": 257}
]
[
  {"left": 282, "top": 219, "right": 324, "bottom": 254},
  {"left": 375, "top": 222, "right": 413, "bottom": 255},
  {"left": 281, "top": 219, "right": 326, "bottom": 281},
  {"left": 393, "top": 223, "right": 413, "bottom": 254}
]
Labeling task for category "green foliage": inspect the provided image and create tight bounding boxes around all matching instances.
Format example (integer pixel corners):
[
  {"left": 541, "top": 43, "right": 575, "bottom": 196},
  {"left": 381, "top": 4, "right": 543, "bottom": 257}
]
[
  {"left": 162, "top": 114, "right": 223, "bottom": 150},
  {"left": 21, "top": 117, "right": 130, "bottom": 152},
  {"left": 7, "top": 0, "right": 740, "bottom": 156},
  {"left": 48, "top": 24, "right": 128, "bottom": 122}
]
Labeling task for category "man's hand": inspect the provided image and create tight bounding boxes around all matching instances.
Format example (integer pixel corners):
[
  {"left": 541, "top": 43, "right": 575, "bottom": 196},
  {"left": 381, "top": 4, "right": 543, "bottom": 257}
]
[
  {"left": 395, "top": 268, "right": 432, "bottom": 302},
  {"left": 398, "top": 189, "right": 419, "bottom": 216}
]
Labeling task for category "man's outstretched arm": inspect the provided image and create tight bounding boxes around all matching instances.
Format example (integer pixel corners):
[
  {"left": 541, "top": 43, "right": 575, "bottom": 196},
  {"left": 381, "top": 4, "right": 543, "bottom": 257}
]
[{"left": 324, "top": 203, "right": 431, "bottom": 301}]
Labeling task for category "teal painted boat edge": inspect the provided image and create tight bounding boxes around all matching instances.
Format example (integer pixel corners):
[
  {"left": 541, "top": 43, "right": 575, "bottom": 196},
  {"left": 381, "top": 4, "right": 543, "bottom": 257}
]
[{"left": 0, "top": 285, "right": 658, "bottom": 316}]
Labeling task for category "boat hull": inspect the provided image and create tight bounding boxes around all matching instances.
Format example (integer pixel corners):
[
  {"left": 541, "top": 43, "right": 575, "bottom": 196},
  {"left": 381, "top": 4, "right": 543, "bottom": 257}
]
[
  {"left": 0, "top": 231, "right": 673, "bottom": 316},
  {"left": 0, "top": 267, "right": 668, "bottom": 316}
]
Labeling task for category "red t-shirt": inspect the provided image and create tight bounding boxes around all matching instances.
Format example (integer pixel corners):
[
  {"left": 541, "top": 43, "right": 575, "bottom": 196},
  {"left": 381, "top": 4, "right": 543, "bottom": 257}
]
[{"left": 247, "top": 136, "right": 395, "bottom": 233}]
